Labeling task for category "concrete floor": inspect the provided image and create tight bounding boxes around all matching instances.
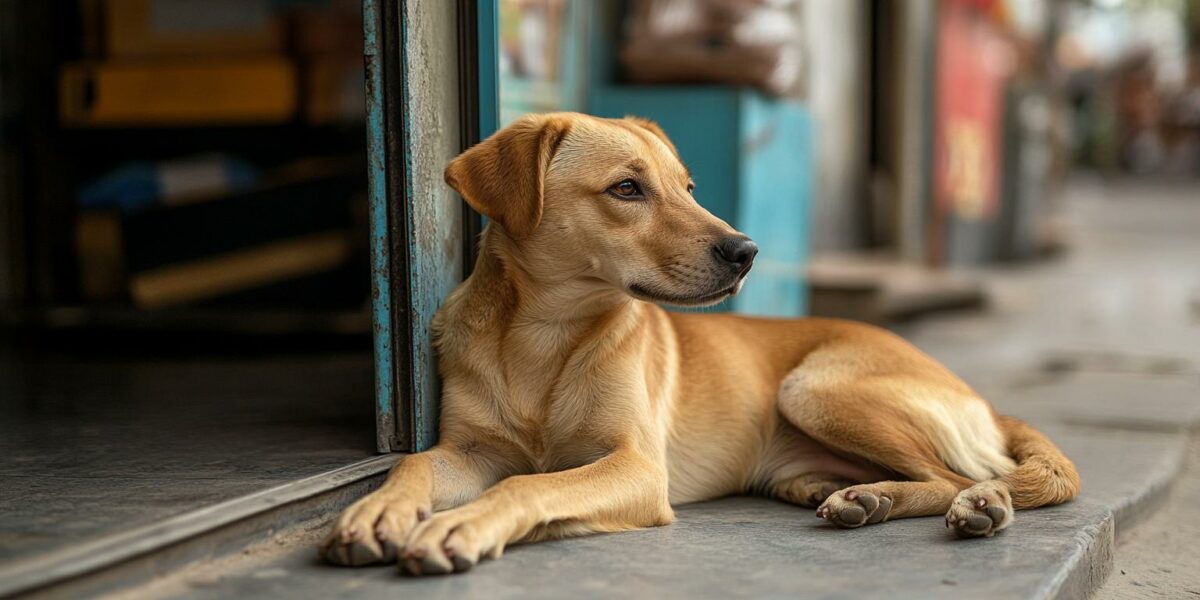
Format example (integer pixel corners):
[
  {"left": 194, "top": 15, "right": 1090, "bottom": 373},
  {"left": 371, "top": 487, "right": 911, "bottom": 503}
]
[
  {"left": 0, "top": 341, "right": 376, "bottom": 563},
  {"left": 1097, "top": 439, "right": 1200, "bottom": 599},
  {"left": 109, "top": 176, "right": 1200, "bottom": 599}
]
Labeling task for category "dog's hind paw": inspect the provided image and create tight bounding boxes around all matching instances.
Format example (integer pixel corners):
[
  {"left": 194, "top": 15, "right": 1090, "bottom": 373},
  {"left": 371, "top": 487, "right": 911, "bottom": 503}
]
[
  {"left": 817, "top": 486, "right": 893, "bottom": 528},
  {"left": 946, "top": 481, "right": 1013, "bottom": 538}
]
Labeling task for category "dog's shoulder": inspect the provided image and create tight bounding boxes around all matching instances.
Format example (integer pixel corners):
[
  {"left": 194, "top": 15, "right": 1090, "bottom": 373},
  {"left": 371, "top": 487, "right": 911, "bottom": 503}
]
[{"left": 434, "top": 275, "right": 513, "bottom": 345}]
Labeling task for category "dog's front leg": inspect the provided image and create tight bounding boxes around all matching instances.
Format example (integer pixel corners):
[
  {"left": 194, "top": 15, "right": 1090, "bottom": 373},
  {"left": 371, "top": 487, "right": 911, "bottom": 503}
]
[
  {"left": 321, "top": 445, "right": 501, "bottom": 566},
  {"left": 398, "top": 447, "right": 672, "bottom": 575}
]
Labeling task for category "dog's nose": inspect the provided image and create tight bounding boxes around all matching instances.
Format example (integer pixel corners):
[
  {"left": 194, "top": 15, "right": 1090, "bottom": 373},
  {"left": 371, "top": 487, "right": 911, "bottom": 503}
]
[{"left": 713, "top": 236, "right": 758, "bottom": 271}]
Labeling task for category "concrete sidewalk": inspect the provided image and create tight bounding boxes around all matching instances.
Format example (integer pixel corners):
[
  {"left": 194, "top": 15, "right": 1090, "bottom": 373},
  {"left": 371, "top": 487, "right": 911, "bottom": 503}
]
[{"left": 120, "top": 177, "right": 1200, "bottom": 599}]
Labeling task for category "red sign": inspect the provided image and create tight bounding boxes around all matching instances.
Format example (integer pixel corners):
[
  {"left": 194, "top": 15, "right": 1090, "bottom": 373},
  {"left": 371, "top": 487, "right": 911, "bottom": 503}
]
[{"left": 931, "top": 0, "right": 1015, "bottom": 262}]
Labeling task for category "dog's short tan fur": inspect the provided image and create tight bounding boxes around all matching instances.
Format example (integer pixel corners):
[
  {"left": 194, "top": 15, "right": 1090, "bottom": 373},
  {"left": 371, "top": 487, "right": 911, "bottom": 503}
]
[{"left": 321, "top": 113, "right": 1080, "bottom": 574}]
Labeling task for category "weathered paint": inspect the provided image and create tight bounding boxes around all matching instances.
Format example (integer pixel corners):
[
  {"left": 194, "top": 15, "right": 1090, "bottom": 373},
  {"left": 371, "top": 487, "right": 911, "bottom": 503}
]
[
  {"left": 362, "top": 0, "right": 396, "bottom": 453},
  {"left": 366, "top": 0, "right": 484, "bottom": 451},
  {"left": 401, "top": 0, "right": 464, "bottom": 451}
]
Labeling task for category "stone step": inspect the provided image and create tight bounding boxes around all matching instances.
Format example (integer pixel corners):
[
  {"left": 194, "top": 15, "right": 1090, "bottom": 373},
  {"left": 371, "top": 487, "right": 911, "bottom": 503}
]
[{"left": 107, "top": 369, "right": 1197, "bottom": 600}]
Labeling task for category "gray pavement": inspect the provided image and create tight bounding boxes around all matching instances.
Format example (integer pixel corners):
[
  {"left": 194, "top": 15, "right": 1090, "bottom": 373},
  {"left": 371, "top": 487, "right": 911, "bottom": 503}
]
[
  {"left": 117, "top": 177, "right": 1200, "bottom": 599},
  {"left": 1096, "top": 439, "right": 1200, "bottom": 599}
]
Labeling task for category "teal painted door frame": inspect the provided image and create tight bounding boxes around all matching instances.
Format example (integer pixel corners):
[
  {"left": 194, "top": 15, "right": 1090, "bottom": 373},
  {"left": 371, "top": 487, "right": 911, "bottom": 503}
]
[
  {"left": 364, "top": 0, "right": 498, "bottom": 452},
  {"left": 363, "top": 0, "right": 405, "bottom": 453}
]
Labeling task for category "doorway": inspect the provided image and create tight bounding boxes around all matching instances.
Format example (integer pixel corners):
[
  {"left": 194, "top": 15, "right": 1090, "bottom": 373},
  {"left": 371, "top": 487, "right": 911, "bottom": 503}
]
[{"left": 0, "top": 0, "right": 377, "bottom": 568}]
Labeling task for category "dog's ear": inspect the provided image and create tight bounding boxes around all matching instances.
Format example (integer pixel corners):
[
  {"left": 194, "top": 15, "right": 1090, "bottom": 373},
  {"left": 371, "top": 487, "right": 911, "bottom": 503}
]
[
  {"left": 444, "top": 114, "right": 572, "bottom": 239},
  {"left": 624, "top": 116, "right": 679, "bottom": 158}
]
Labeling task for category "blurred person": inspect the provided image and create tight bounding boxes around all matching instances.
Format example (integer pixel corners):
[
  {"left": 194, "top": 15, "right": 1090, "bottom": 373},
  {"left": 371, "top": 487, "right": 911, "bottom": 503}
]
[
  {"left": 1162, "top": 49, "right": 1200, "bottom": 175},
  {"left": 1114, "top": 48, "right": 1163, "bottom": 174}
]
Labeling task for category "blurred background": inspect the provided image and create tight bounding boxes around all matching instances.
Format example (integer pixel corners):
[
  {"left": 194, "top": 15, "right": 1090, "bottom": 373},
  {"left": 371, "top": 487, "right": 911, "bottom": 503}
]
[
  {"left": 1, "top": 0, "right": 1199, "bottom": 595},
  {"left": 0, "top": 0, "right": 371, "bottom": 331},
  {"left": 0, "top": 0, "right": 1196, "bottom": 333},
  {"left": 497, "top": 0, "right": 1200, "bottom": 321}
]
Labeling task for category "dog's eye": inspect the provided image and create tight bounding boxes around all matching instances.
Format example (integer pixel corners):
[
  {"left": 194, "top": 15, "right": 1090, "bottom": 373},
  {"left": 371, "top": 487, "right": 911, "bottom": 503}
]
[
  {"left": 687, "top": 182, "right": 696, "bottom": 194},
  {"left": 608, "top": 179, "right": 643, "bottom": 200}
]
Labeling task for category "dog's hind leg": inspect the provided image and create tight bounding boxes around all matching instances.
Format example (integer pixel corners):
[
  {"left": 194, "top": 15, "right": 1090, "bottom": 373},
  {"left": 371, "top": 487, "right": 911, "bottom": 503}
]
[{"left": 775, "top": 365, "right": 998, "bottom": 528}]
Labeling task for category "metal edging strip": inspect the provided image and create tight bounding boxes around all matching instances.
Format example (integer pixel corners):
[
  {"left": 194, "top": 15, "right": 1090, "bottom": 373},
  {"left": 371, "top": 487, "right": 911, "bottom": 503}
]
[{"left": 0, "top": 455, "right": 401, "bottom": 598}]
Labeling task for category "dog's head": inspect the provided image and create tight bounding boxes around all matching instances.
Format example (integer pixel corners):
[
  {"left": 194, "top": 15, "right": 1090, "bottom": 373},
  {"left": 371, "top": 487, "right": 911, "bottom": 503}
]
[{"left": 445, "top": 112, "right": 756, "bottom": 307}]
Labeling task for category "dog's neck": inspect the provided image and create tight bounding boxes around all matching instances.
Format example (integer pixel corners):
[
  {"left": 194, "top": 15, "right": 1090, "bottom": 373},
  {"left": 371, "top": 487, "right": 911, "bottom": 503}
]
[
  {"left": 486, "top": 226, "right": 635, "bottom": 325},
  {"left": 437, "top": 226, "right": 644, "bottom": 364}
]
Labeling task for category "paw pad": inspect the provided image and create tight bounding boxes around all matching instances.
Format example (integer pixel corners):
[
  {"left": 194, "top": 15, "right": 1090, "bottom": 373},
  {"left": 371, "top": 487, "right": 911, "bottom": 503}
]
[{"left": 817, "top": 488, "right": 893, "bottom": 528}]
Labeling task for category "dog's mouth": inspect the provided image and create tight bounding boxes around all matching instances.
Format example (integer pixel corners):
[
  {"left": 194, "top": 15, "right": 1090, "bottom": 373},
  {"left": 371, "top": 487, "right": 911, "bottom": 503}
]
[{"left": 628, "top": 274, "right": 748, "bottom": 308}]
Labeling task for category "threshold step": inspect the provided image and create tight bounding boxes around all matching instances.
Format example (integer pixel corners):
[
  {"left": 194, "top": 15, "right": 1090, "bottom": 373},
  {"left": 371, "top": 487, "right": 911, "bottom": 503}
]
[{"left": 0, "top": 455, "right": 399, "bottom": 600}]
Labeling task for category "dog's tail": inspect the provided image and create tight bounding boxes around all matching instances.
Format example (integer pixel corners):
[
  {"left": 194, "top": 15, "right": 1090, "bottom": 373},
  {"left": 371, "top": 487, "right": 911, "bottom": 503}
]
[{"left": 996, "top": 415, "right": 1081, "bottom": 509}]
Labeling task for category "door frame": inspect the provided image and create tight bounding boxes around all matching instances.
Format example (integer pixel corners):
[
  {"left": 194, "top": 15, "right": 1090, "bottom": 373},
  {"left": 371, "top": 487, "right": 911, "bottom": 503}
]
[{"left": 363, "top": 0, "right": 497, "bottom": 452}]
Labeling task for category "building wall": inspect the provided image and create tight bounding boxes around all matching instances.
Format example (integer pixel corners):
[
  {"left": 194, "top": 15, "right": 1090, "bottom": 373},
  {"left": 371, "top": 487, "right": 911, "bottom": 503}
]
[{"left": 802, "top": 0, "right": 869, "bottom": 252}]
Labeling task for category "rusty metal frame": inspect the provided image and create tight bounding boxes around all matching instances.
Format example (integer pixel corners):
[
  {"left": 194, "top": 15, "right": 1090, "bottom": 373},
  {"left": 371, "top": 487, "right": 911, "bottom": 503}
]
[{"left": 363, "top": 0, "right": 412, "bottom": 452}]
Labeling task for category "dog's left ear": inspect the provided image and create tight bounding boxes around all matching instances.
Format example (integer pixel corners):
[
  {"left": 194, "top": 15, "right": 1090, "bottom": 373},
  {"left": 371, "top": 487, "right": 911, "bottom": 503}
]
[
  {"left": 444, "top": 114, "right": 572, "bottom": 239},
  {"left": 625, "top": 116, "right": 679, "bottom": 159}
]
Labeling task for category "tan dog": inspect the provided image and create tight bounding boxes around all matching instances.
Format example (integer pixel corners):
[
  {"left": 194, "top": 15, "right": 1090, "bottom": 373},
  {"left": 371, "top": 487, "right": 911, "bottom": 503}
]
[{"left": 321, "top": 112, "right": 1080, "bottom": 574}]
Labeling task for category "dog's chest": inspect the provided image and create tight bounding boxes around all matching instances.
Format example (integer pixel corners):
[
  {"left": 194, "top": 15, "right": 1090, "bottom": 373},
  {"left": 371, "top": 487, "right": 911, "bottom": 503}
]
[
  {"left": 445, "top": 308, "right": 645, "bottom": 472},
  {"left": 499, "top": 372, "right": 617, "bottom": 471}
]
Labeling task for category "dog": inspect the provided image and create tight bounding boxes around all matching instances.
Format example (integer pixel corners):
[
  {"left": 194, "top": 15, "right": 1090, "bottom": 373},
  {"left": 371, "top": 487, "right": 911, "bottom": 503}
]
[{"left": 320, "top": 112, "right": 1080, "bottom": 575}]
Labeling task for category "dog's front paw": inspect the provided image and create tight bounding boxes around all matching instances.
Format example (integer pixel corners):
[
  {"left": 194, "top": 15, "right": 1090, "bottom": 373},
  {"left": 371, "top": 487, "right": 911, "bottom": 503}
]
[
  {"left": 399, "top": 505, "right": 509, "bottom": 575},
  {"left": 946, "top": 481, "right": 1013, "bottom": 538},
  {"left": 817, "top": 485, "right": 893, "bottom": 528},
  {"left": 320, "top": 492, "right": 430, "bottom": 566}
]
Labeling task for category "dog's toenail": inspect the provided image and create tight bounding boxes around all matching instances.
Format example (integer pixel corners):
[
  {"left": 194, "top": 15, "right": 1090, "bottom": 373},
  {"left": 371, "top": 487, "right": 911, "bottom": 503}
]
[
  {"left": 417, "top": 508, "right": 429, "bottom": 521},
  {"left": 976, "top": 498, "right": 987, "bottom": 508},
  {"left": 846, "top": 491, "right": 858, "bottom": 500},
  {"left": 444, "top": 546, "right": 456, "bottom": 557},
  {"left": 957, "top": 519, "right": 966, "bottom": 527}
]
